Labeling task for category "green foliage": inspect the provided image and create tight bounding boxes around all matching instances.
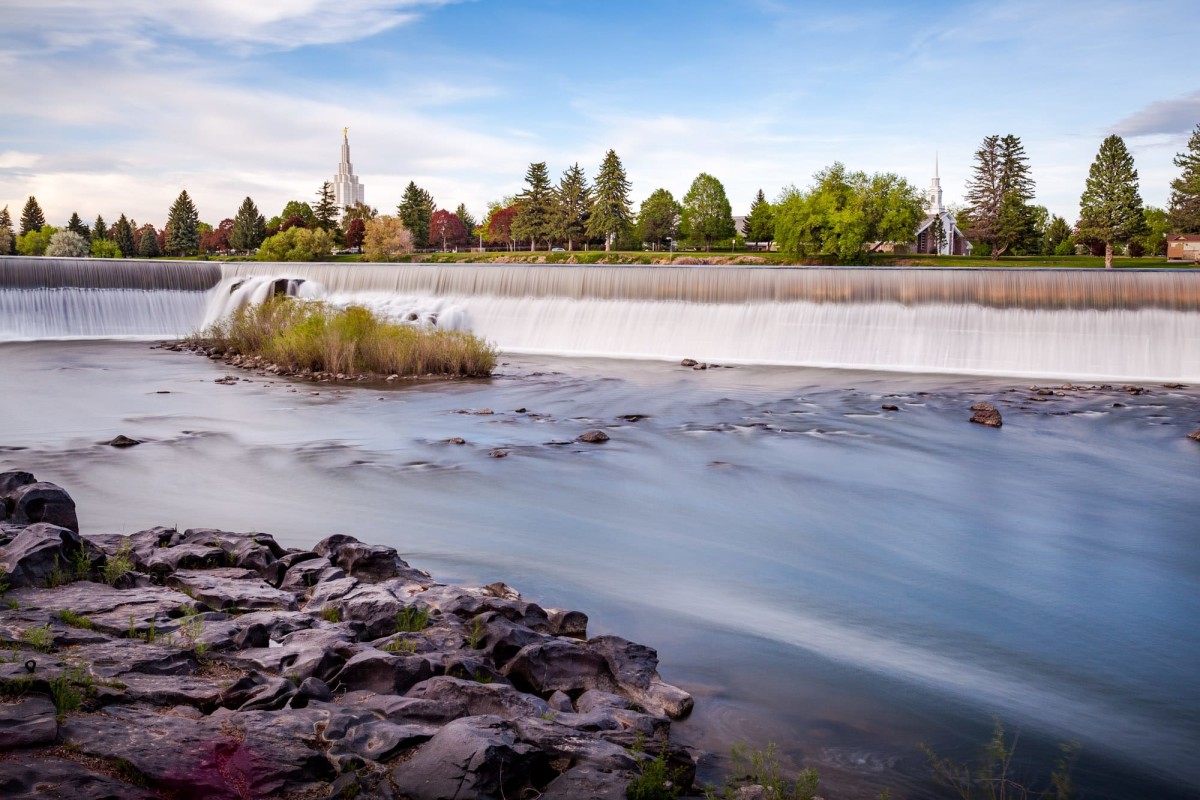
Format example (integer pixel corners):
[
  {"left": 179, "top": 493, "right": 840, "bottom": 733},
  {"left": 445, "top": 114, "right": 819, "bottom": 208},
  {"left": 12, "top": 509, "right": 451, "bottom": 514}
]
[
  {"left": 48, "top": 672, "right": 82, "bottom": 720},
  {"left": 112, "top": 214, "right": 137, "bottom": 258},
  {"left": 588, "top": 149, "right": 633, "bottom": 250},
  {"left": 0, "top": 205, "right": 13, "bottom": 255},
  {"left": 58, "top": 609, "right": 96, "bottom": 630},
  {"left": 66, "top": 212, "right": 89, "bottom": 238},
  {"left": 681, "top": 173, "right": 736, "bottom": 251},
  {"left": 454, "top": 203, "right": 477, "bottom": 242},
  {"left": 179, "top": 613, "right": 207, "bottom": 657},
  {"left": 551, "top": 163, "right": 591, "bottom": 251},
  {"left": 103, "top": 540, "right": 135, "bottom": 585},
  {"left": 1053, "top": 239, "right": 1075, "bottom": 256},
  {"left": 744, "top": 189, "right": 775, "bottom": 246},
  {"left": 1042, "top": 214, "right": 1072, "bottom": 255},
  {"left": 395, "top": 605, "right": 430, "bottom": 633},
  {"left": 90, "top": 238, "right": 122, "bottom": 258},
  {"left": 166, "top": 189, "right": 201, "bottom": 256},
  {"left": 398, "top": 182, "right": 436, "bottom": 248},
  {"left": 963, "top": 134, "right": 1037, "bottom": 259},
  {"left": 706, "top": 743, "right": 819, "bottom": 800},
  {"left": 45, "top": 556, "right": 72, "bottom": 588},
  {"left": 256, "top": 226, "right": 336, "bottom": 262},
  {"left": 384, "top": 636, "right": 418, "bottom": 654},
  {"left": 0, "top": 572, "right": 9, "bottom": 598},
  {"left": 774, "top": 164, "right": 924, "bottom": 264},
  {"left": 92, "top": 214, "right": 107, "bottom": 241},
  {"left": 16, "top": 225, "right": 57, "bottom": 256},
  {"left": 1138, "top": 206, "right": 1170, "bottom": 257},
  {"left": 920, "top": 719, "right": 1078, "bottom": 800},
  {"left": 45, "top": 229, "right": 91, "bottom": 258},
  {"left": 512, "top": 161, "right": 555, "bottom": 250},
  {"left": 137, "top": 225, "right": 161, "bottom": 258},
  {"left": 1078, "top": 134, "right": 1145, "bottom": 268},
  {"left": 322, "top": 606, "right": 342, "bottom": 623},
  {"left": 637, "top": 188, "right": 681, "bottom": 251},
  {"left": 22, "top": 624, "right": 54, "bottom": 652},
  {"left": 362, "top": 216, "right": 414, "bottom": 261},
  {"left": 626, "top": 736, "right": 684, "bottom": 800},
  {"left": 230, "top": 197, "right": 268, "bottom": 252},
  {"left": 1168, "top": 122, "right": 1200, "bottom": 233},
  {"left": 465, "top": 616, "right": 485, "bottom": 649},
  {"left": 314, "top": 181, "right": 339, "bottom": 232},
  {"left": 20, "top": 195, "right": 46, "bottom": 235}
]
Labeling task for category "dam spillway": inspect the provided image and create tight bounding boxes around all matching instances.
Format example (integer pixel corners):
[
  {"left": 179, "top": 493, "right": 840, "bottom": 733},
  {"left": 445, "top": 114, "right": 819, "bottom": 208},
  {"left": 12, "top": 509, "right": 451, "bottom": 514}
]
[{"left": 3, "top": 256, "right": 1199, "bottom": 381}]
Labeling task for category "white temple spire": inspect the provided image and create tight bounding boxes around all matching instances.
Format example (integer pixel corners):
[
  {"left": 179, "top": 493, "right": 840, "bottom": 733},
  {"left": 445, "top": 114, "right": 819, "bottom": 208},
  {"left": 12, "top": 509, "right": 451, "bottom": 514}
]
[{"left": 333, "top": 127, "right": 365, "bottom": 215}]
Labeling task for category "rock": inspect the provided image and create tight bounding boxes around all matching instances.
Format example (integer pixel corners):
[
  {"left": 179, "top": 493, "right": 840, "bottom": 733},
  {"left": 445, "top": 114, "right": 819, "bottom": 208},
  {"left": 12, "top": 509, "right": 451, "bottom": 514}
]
[
  {"left": 588, "top": 635, "right": 694, "bottom": 720},
  {"left": 447, "top": 437, "right": 466, "bottom": 445},
  {"left": 279, "top": 560, "right": 345, "bottom": 593},
  {"left": 680, "top": 359, "right": 698, "bottom": 367},
  {"left": 331, "top": 540, "right": 407, "bottom": 583},
  {"left": 219, "top": 672, "right": 297, "bottom": 711},
  {"left": 233, "top": 625, "right": 363, "bottom": 684},
  {"left": 0, "top": 695, "right": 58, "bottom": 749},
  {"left": 390, "top": 716, "right": 546, "bottom": 800},
  {"left": 106, "top": 435, "right": 142, "bottom": 448},
  {"left": 881, "top": 404, "right": 900, "bottom": 411},
  {"left": 0, "top": 523, "right": 84, "bottom": 588},
  {"left": 1188, "top": 429, "right": 1200, "bottom": 442},
  {"left": 617, "top": 414, "right": 649, "bottom": 422},
  {"left": 332, "top": 651, "right": 438, "bottom": 695},
  {"left": 514, "top": 407, "right": 527, "bottom": 413},
  {"left": 693, "top": 363, "right": 708, "bottom": 370},
  {"left": 504, "top": 638, "right": 612, "bottom": 695},
  {"left": 547, "top": 690, "right": 574, "bottom": 713},
  {"left": 167, "top": 568, "right": 298, "bottom": 612},
  {"left": 6, "top": 482, "right": 79, "bottom": 532},
  {"left": 292, "top": 676, "right": 334, "bottom": 707},
  {"left": 407, "top": 676, "right": 552, "bottom": 721},
  {"left": 969, "top": 402, "right": 1003, "bottom": 428},
  {"left": 0, "top": 754, "right": 158, "bottom": 799},
  {"left": 539, "top": 764, "right": 635, "bottom": 800},
  {"left": 0, "top": 470, "right": 36, "bottom": 500},
  {"left": 577, "top": 430, "right": 610, "bottom": 444}
]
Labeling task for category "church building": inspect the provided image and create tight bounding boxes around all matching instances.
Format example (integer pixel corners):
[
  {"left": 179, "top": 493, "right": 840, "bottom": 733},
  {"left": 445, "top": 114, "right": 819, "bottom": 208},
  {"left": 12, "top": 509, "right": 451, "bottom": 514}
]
[
  {"left": 333, "top": 128, "right": 365, "bottom": 214},
  {"left": 913, "top": 159, "right": 971, "bottom": 256}
]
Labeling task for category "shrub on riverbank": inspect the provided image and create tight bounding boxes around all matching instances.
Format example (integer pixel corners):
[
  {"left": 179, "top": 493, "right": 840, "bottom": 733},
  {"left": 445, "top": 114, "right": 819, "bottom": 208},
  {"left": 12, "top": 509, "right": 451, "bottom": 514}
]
[{"left": 197, "top": 297, "right": 496, "bottom": 377}]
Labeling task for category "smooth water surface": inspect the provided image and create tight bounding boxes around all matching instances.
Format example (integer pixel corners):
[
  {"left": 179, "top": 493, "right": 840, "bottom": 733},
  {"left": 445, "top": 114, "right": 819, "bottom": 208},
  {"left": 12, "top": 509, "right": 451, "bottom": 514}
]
[{"left": 1, "top": 340, "right": 1197, "bottom": 798}]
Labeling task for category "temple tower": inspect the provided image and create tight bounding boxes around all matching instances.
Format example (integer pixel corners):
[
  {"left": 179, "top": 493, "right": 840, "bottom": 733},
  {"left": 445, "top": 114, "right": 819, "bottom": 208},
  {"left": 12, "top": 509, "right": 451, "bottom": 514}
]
[{"left": 333, "top": 128, "right": 365, "bottom": 214}]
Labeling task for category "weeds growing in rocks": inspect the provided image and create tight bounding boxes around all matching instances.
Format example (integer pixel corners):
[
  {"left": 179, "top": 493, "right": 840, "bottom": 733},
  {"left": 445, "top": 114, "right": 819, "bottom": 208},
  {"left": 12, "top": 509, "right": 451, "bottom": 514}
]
[
  {"left": 705, "top": 742, "right": 819, "bottom": 800},
  {"left": 395, "top": 606, "right": 430, "bottom": 633},
  {"left": 57, "top": 609, "right": 96, "bottom": 630},
  {"left": 627, "top": 733, "right": 684, "bottom": 800},
  {"left": 103, "top": 541, "right": 134, "bottom": 586},
  {"left": 48, "top": 672, "right": 82, "bottom": 721},
  {"left": 465, "top": 616, "right": 485, "bottom": 649},
  {"left": 21, "top": 623, "right": 54, "bottom": 652},
  {"left": 321, "top": 606, "right": 342, "bottom": 623},
  {"left": 919, "top": 719, "right": 1078, "bottom": 800}
]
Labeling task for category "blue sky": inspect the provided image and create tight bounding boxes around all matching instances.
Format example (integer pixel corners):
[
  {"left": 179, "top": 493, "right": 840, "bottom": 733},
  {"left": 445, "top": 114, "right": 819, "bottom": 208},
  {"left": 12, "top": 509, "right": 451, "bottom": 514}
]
[{"left": 2, "top": 0, "right": 1197, "bottom": 230}]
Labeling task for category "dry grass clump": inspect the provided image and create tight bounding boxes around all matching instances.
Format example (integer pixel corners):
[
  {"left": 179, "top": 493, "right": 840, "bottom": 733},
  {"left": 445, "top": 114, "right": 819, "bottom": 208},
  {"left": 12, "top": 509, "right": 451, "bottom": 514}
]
[{"left": 197, "top": 297, "right": 496, "bottom": 377}]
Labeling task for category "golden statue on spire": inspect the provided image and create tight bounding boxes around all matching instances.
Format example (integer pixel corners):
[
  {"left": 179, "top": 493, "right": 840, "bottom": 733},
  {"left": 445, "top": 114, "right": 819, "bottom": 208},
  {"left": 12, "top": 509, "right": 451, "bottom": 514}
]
[{"left": 343, "top": 126, "right": 348, "bottom": 138}]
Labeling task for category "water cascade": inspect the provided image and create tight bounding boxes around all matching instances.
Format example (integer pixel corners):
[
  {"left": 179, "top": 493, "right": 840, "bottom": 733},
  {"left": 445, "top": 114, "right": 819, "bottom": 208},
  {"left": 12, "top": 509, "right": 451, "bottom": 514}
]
[{"left": 3, "top": 256, "right": 1199, "bottom": 381}]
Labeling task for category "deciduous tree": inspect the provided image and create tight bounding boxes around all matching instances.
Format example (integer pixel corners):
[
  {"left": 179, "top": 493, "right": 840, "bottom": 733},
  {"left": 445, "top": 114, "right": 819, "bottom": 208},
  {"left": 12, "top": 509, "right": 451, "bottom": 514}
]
[
  {"left": 429, "top": 209, "right": 467, "bottom": 251},
  {"left": 17, "top": 225, "right": 57, "bottom": 256},
  {"left": 166, "top": 190, "right": 200, "bottom": 256},
  {"left": 46, "top": 229, "right": 90, "bottom": 257},
  {"left": 636, "top": 188, "right": 681, "bottom": 251},
  {"left": 1138, "top": 206, "right": 1170, "bottom": 257},
  {"left": 397, "top": 182, "right": 435, "bottom": 249},
  {"left": 255, "top": 227, "right": 335, "bottom": 262},
  {"left": 486, "top": 205, "right": 518, "bottom": 250},
  {"left": 344, "top": 218, "right": 366, "bottom": 251},
  {"left": 551, "top": 163, "right": 591, "bottom": 251},
  {"left": 1043, "top": 214, "right": 1072, "bottom": 255},
  {"left": 964, "top": 134, "right": 1037, "bottom": 259},
  {"left": 587, "top": 150, "right": 632, "bottom": 251},
  {"left": 268, "top": 201, "right": 316, "bottom": 231},
  {"left": 1078, "top": 134, "right": 1145, "bottom": 269},
  {"left": 681, "top": 173, "right": 736, "bottom": 251},
  {"left": 90, "top": 238, "right": 122, "bottom": 258},
  {"left": 231, "top": 197, "right": 267, "bottom": 252},
  {"left": 743, "top": 189, "right": 775, "bottom": 248},
  {"left": 362, "top": 216, "right": 414, "bottom": 262},
  {"left": 20, "top": 196, "right": 46, "bottom": 235},
  {"left": 201, "top": 219, "right": 234, "bottom": 254},
  {"left": 1168, "top": 123, "right": 1200, "bottom": 233}
]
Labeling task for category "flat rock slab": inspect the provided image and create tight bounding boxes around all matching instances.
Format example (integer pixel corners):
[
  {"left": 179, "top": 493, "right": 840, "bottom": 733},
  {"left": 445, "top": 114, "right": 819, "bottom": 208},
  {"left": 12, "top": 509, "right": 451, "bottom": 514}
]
[
  {"left": 167, "top": 568, "right": 298, "bottom": 612},
  {"left": 9, "top": 581, "right": 198, "bottom": 637},
  {"left": 0, "top": 754, "right": 157, "bottom": 799},
  {"left": 0, "top": 695, "right": 58, "bottom": 749}
]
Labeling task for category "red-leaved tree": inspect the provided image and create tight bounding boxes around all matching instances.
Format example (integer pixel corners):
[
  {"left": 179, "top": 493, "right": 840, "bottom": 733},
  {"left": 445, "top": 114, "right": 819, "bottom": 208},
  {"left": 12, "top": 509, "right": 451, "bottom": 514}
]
[
  {"left": 430, "top": 209, "right": 467, "bottom": 251},
  {"left": 345, "top": 218, "right": 366, "bottom": 250},
  {"left": 487, "top": 206, "right": 518, "bottom": 251}
]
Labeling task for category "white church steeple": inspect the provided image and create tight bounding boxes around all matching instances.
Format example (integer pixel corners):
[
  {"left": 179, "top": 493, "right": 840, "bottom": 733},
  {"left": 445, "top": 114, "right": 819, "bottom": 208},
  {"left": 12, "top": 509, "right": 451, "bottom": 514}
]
[
  {"left": 927, "top": 152, "right": 945, "bottom": 215},
  {"left": 333, "top": 127, "right": 365, "bottom": 215}
]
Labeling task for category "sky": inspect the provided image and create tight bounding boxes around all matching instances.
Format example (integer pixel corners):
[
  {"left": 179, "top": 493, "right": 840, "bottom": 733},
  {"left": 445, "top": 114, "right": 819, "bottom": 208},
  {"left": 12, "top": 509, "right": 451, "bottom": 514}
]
[{"left": 2, "top": 0, "right": 1198, "bottom": 230}]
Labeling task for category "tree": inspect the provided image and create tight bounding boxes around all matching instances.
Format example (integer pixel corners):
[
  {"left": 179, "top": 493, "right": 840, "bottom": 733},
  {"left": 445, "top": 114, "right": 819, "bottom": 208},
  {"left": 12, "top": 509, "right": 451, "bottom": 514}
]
[
  {"left": 1138, "top": 206, "right": 1170, "bottom": 257},
  {"left": 344, "top": 217, "right": 366, "bottom": 251},
  {"left": 485, "top": 205, "right": 518, "bottom": 250},
  {"left": 230, "top": 197, "right": 267, "bottom": 252},
  {"left": 429, "top": 209, "right": 467, "bottom": 251},
  {"left": 1168, "top": 123, "right": 1200, "bottom": 233},
  {"left": 45, "top": 229, "right": 90, "bottom": 257},
  {"left": 1043, "top": 214, "right": 1072, "bottom": 255},
  {"left": 66, "top": 212, "right": 89, "bottom": 238},
  {"left": 110, "top": 215, "right": 136, "bottom": 258},
  {"left": 397, "top": 182, "right": 435, "bottom": 249},
  {"left": 0, "top": 206, "right": 13, "bottom": 254},
  {"left": 1078, "top": 134, "right": 1145, "bottom": 269},
  {"left": 551, "top": 163, "right": 591, "bottom": 251},
  {"left": 20, "top": 196, "right": 46, "bottom": 235},
  {"left": 930, "top": 216, "right": 947, "bottom": 255},
  {"left": 510, "top": 161, "right": 554, "bottom": 251},
  {"left": 681, "top": 173, "right": 736, "bottom": 251},
  {"left": 362, "top": 216, "right": 414, "bottom": 262},
  {"left": 255, "top": 227, "right": 335, "bottom": 262},
  {"left": 201, "top": 219, "right": 234, "bottom": 254},
  {"left": 137, "top": 224, "right": 161, "bottom": 258},
  {"left": 313, "top": 181, "right": 338, "bottom": 231},
  {"left": 342, "top": 202, "right": 378, "bottom": 224},
  {"left": 964, "top": 134, "right": 1037, "bottom": 259},
  {"left": 90, "top": 238, "right": 122, "bottom": 258},
  {"left": 636, "top": 188, "right": 681, "bottom": 251},
  {"left": 17, "top": 226, "right": 57, "bottom": 256},
  {"left": 743, "top": 189, "right": 775, "bottom": 248},
  {"left": 166, "top": 190, "right": 200, "bottom": 256},
  {"left": 268, "top": 201, "right": 316, "bottom": 231},
  {"left": 92, "top": 215, "right": 108, "bottom": 241},
  {"left": 454, "top": 204, "right": 477, "bottom": 244},
  {"left": 587, "top": 149, "right": 632, "bottom": 250},
  {"left": 774, "top": 163, "right": 925, "bottom": 264}
]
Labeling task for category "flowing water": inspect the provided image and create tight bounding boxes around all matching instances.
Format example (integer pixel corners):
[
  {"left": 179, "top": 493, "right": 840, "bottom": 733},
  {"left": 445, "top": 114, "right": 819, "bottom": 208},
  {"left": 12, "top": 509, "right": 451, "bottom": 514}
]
[{"left": 2, "top": 257, "right": 1199, "bottom": 798}]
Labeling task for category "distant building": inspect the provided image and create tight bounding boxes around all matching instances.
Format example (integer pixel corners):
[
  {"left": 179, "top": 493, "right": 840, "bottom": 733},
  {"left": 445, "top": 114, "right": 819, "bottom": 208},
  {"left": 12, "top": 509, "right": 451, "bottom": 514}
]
[
  {"left": 913, "top": 159, "right": 971, "bottom": 256},
  {"left": 1167, "top": 234, "right": 1200, "bottom": 261},
  {"left": 333, "top": 128, "right": 365, "bottom": 215}
]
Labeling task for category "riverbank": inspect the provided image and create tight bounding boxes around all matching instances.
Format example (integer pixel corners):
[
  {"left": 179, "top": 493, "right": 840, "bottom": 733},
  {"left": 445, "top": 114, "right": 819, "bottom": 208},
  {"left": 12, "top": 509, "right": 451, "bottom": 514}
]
[{"left": 0, "top": 471, "right": 695, "bottom": 798}]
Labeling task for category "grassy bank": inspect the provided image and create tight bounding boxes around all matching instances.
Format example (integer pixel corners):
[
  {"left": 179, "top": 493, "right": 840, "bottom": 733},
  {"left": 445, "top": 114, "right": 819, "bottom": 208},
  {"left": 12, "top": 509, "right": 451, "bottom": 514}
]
[{"left": 196, "top": 297, "right": 496, "bottom": 378}]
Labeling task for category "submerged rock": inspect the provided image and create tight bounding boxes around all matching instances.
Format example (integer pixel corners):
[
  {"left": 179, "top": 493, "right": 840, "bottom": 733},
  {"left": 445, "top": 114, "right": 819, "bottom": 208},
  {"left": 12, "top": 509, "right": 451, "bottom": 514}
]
[
  {"left": 577, "top": 430, "right": 610, "bottom": 443},
  {"left": 106, "top": 435, "right": 142, "bottom": 448},
  {"left": 970, "top": 402, "right": 1003, "bottom": 428}
]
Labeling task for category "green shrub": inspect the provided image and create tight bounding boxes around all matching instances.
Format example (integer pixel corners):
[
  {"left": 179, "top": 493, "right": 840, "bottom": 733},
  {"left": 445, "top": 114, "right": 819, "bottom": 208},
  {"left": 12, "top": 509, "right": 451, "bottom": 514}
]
[
  {"left": 21, "top": 624, "right": 54, "bottom": 653},
  {"left": 103, "top": 540, "right": 135, "bottom": 585},
  {"left": 627, "top": 740, "right": 684, "bottom": 800}
]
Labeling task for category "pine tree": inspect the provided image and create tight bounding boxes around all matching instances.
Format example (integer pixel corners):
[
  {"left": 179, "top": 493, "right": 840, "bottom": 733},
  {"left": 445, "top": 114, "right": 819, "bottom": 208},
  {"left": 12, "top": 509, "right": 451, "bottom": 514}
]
[
  {"left": 92, "top": 215, "right": 107, "bottom": 241},
  {"left": 313, "top": 182, "right": 338, "bottom": 231},
  {"left": 112, "top": 215, "right": 135, "bottom": 258},
  {"left": 964, "top": 134, "right": 1036, "bottom": 259},
  {"left": 138, "top": 225, "right": 161, "bottom": 258},
  {"left": 743, "top": 189, "right": 775, "bottom": 247},
  {"left": 551, "top": 163, "right": 591, "bottom": 251},
  {"left": 1168, "top": 123, "right": 1200, "bottom": 233},
  {"left": 587, "top": 150, "right": 632, "bottom": 251},
  {"left": 1078, "top": 134, "right": 1145, "bottom": 269},
  {"left": 681, "top": 173, "right": 736, "bottom": 251},
  {"left": 511, "top": 162, "right": 554, "bottom": 251},
  {"left": 66, "top": 212, "right": 88, "bottom": 238},
  {"left": 166, "top": 190, "right": 200, "bottom": 256},
  {"left": 20, "top": 196, "right": 46, "bottom": 235},
  {"left": 230, "top": 197, "right": 267, "bottom": 252},
  {"left": 454, "top": 204, "right": 477, "bottom": 244},
  {"left": 0, "top": 206, "right": 13, "bottom": 254},
  {"left": 397, "top": 182, "right": 435, "bottom": 248}
]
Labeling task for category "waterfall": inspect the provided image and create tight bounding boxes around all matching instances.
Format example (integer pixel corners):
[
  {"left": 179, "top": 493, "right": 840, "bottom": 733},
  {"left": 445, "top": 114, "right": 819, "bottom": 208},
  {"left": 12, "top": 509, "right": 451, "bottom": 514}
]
[{"left": 4, "top": 256, "right": 1199, "bottom": 381}]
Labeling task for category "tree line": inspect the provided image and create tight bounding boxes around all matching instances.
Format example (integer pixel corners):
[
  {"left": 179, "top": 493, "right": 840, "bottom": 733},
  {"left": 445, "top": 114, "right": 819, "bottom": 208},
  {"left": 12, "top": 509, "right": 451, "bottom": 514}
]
[{"left": 3, "top": 124, "right": 1198, "bottom": 265}]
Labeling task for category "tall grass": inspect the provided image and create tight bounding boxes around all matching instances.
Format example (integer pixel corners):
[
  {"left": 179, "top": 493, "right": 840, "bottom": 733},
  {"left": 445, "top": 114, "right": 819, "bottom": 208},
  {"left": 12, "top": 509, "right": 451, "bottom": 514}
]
[{"left": 196, "top": 298, "right": 497, "bottom": 377}]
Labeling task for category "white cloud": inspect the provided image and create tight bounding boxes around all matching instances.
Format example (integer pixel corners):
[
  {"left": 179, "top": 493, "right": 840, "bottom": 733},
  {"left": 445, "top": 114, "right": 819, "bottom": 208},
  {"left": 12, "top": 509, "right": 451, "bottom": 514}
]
[{"left": 1114, "top": 91, "right": 1200, "bottom": 138}]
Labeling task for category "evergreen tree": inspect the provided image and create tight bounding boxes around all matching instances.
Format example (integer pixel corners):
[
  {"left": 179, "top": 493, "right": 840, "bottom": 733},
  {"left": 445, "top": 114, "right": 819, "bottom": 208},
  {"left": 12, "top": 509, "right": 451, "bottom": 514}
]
[
  {"left": 587, "top": 149, "right": 632, "bottom": 251},
  {"left": 230, "top": 197, "right": 267, "bottom": 252},
  {"left": 549, "top": 163, "right": 591, "bottom": 251},
  {"left": 1078, "top": 134, "right": 1145, "bottom": 269},
  {"left": 511, "top": 162, "right": 554, "bottom": 250},
  {"left": 397, "top": 182, "right": 435, "bottom": 248},
  {"left": 66, "top": 212, "right": 89, "bottom": 238},
  {"left": 743, "top": 189, "right": 775, "bottom": 248},
  {"left": 138, "top": 225, "right": 161, "bottom": 258},
  {"left": 113, "top": 214, "right": 136, "bottom": 258},
  {"left": 964, "top": 134, "right": 1036, "bottom": 259},
  {"left": 92, "top": 214, "right": 108, "bottom": 241},
  {"left": 454, "top": 204, "right": 477, "bottom": 243},
  {"left": 0, "top": 206, "right": 13, "bottom": 254},
  {"left": 636, "top": 188, "right": 681, "bottom": 251},
  {"left": 20, "top": 196, "right": 46, "bottom": 235},
  {"left": 1168, "top": 123, "right": 1200, "bottom": 233},
  {"left": 681, "top": 173, "right": 736, "bottom": 251},
  {"left": 313, "top": 181, "right": 338, "bottom": 231},
  {"left": 166, "top": 190, "right": 200, "bottom": 256},
  {"left": 930, "top": 216, "right": 947, "bottom": 255}
]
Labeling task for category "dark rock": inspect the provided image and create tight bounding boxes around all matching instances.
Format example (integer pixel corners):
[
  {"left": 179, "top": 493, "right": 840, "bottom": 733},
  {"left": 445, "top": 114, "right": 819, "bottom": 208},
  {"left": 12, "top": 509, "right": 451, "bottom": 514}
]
[
  {"left": 447, "top": 437, "right": 466, "bottom": 445},
  {"left": 280, "top": 560, "right": 345, "bottom": 593},
  {"left": 881, "top": 404, "right": 900, "bottom": 411},
  {"left": 332, "top": 651, "right": 438, "bottom": 695},
  {"left": 7, "top": 483, "right": 79, "bottom": 533},
  {"left": 476, "top": 611, "right": 550, "bottom": 666},
  {"left": 680, "top": 359, "right": 697, "bottom": 367},
  {"left": 233, "top": 625, "right": 363, "bottom": 684},
  {"left": 407, "top": 676, "right": 552, "bottom": 721},
  {"left": 0, "top": 695, "right": 57, "bottom": 749},
  {"left": 547, "top": 690, "right": 574, "bottom": 713},
  {"left": 589, "top": 635, "right": 694, "bottom": 719},
  {"left": 117, "top": 672, "right": 224, "bottom": 711},
  {"left": 693, "top": 363, "right": 708, "bottom": 370},
  {"left": 293, "top": 676, "right": 334, "bottom": 707},
  {"left": 326, "top": 716, "right": 433, "bottom": 768},
  {"left": 969, "top": 402, "right": 1003, "bottom": 428},
  {"left": 167, "top": 568, "right": 298, "bottom": 612},
  {"left": 0, "top": 754, "right": 158, "bottom": 799},
  {"left": 514, "top": 407, "right": 527, "bottom": 413},
  {"left": 489, "top": 449, "right": 508, "bottom": 458},
  {"left": 0, "top": 523, "right": 84, "bottom": 588},
  {"left": 0, "top": 470, "right": 35, "bottom": 501},
  {"left": 106, "top": 435, "right": 142, "bottom": 448},
  {"left": 547, "top": 607, "right": 588, "bottom": 638},
  {"left": 504, "top": 638, "right": 612, "bottom": 695},
  {"left": 539, "top": 764, "right": 635, "bottom": 800},
  {"left": 577, "top": 430, "right": 610, "bottom": 443},
  {"left": 332, "top": 540, "right": 406, "bottom": 583},
  {"left": 219, "top": 672, "right": 297, "bottom": 711},
  {"left": 390, "top": 715, "right": 546, "bottom": 800},
  {"left": 617, "top": 414, "right": 649, "bottom": 422}
]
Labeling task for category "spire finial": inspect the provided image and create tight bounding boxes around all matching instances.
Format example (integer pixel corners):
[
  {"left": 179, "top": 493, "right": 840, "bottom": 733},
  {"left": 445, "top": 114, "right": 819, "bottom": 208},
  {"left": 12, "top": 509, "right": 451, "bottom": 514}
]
[
  {"left": 935, "top": 151, "right": 939, "bottom": 178},
  {"left": 343, "top": 126, "right": 348, "bottom": 139}
]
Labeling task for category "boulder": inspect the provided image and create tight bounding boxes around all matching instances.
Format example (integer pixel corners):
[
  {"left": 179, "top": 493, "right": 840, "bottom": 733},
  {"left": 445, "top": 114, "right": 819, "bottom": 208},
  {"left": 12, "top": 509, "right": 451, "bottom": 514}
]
[
  {"left": 0, "top": 754, "right": 158, "bottom": 799},
  {"left": 970, "top": 402, "right": 1003, "bottom": 428},
  {"left": 407, "top": 676, "right": 552, "bottom": 721},
  {"left": 0, "top": 523, "right": 84, "bottom": 588},
  {"left": 504, "top": 638, "right": 612, "bottom": 695},
  {"left": 1188, "top": 429, "right": 1200, "bottom": 442},
  {"left": 0, "top": 695, "right": 58, "bottom": 749},
  {"left": 314, "top": 534, "right": 412, "bottom": 583},
  {"left": 588, "top": 636, "right": 694, "bottom": 720},
  {"left": 577, "top": 430, "right": 610, "bottom": 444},
  {"left": 539, "top": 765, "right": 635, "bottom": 800},
  {"left": 106, "top": 435, "right": 142, "bottom": 448},
  {"left": 390, "top": 715, "right": 546, "bottom": 800},
  {"left": 331, "top": 650, "right": 439, "bottom": 695},
  {"left": 232, "top": 625, "right": 363, "bottom": 684},
  {"left": 6, "top": 482, "right": 78, "bottom": 533},
  {"left": 546, "top": 607, "right": 588, "bottom": 638},
  {"left": 167, "top": 568, "right": 298, "bottom": 612}
]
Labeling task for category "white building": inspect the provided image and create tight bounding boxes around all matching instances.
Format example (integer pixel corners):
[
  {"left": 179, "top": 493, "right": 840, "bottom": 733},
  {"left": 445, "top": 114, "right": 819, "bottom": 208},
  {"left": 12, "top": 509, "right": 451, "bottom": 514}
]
[
  {"left": 332, "top": 128, "right": 365, "bottom": 214},
  {"left": 913, "top": 158, "right": 971, "bottom": 256}
]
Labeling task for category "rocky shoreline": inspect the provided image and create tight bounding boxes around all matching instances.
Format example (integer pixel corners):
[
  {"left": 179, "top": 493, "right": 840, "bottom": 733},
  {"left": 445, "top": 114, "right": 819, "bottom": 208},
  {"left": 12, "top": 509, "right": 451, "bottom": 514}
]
[{"left": 0, "top": 471, "right": 696, "bottom": 799}]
